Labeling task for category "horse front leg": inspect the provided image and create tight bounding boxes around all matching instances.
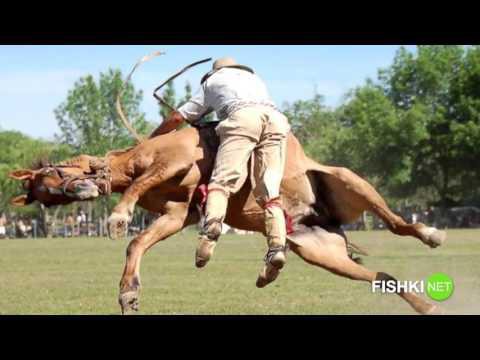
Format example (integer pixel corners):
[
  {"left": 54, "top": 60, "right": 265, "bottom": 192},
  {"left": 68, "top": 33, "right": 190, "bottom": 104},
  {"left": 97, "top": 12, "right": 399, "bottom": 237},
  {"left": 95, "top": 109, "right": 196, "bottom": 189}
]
[
  {"left": 119, "top": 202, "right": 198, "bottom": 315},
  {"left": 108, "top": 162, "right": 192, "bottom": 239}
]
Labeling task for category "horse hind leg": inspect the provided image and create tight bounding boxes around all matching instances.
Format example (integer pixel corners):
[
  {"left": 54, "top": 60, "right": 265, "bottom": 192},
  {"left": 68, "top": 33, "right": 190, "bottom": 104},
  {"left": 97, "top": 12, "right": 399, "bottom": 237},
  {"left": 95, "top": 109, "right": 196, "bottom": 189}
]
[
  {"left": 287, "top": 225, "right": 442, "bottom": 315},
  {"left": 372, "top": 202, "right": 446, "bottom": 248},
  {"left": 327, "top": 167, "right": 446, "bottom": 248}
]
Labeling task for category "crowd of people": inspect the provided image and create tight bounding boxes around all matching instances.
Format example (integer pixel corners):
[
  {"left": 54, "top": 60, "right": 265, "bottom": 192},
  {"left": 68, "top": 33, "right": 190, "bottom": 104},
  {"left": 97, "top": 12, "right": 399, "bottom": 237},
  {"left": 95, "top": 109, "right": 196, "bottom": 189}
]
[
  {"left": 0, "top": 209, "right": 92, "bottom": 239},
  {"left": 1, "top": 205, "right": 479, "bottom": 240},
  {"left": 0, "top": 209, "right": 161, "bottom": 239},
  {"left": 0, "top": 213, "right": 34, "bottom": 239},
  {"left": 62, "top": 210, "right": 88, "bottom": 237}
]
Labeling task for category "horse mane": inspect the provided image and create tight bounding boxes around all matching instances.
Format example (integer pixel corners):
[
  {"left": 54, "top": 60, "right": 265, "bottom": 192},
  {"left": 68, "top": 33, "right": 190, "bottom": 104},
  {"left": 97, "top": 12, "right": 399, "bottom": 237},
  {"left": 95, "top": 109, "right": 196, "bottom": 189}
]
[
  {"left": 30, "top": 157, "right": 52, "bottom": 170},
  {"left": 105, "top": 147, "right": 134, "bottom": 158},
  {"left": 30, "top": 146, "right": 138, "bottom": 173},
  {"left": 30, "top": 155, "right": 93, "bottom": 170}
]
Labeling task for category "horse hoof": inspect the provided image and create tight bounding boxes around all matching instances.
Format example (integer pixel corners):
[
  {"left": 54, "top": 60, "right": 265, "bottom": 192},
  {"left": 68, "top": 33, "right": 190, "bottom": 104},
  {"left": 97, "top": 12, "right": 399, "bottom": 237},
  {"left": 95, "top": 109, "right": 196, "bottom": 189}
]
[
  {"left": 108, "top": 213, "right": 129, "bottom": 240},
  {"left": 119, "top": 291, "right": 140, "bottom": 315},
  {"left": 428, "top": 230, "right": 446, "bottom": 248},
  {"left": 195, "top": 237, "right": 216, "bottom": 268},
  {"left": 256, "top": 263, "right": 281, "bottom": 288},
  {"left": 420, "top": 227, "right": 446, "bottom": 248},
  {"left": 425, "top": 305, "right": 446, "bottom": 315},
  {"left": 195, "top": 258, "right": 208, "bottom": 268}
]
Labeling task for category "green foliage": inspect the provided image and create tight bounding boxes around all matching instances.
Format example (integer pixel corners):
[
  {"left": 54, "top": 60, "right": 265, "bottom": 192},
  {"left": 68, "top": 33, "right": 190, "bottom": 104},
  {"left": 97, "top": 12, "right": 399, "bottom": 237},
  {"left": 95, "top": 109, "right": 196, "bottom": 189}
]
[
  {"left": 158, "top": 81, "right": 177, "bottom": 120},
  {"left": 285, "top": 45, "right": 480, "bottom": 208},
  {"left": 375, "top": 45, "right": 480, "bottom": 206},
  {"left": 55, "top": 68, "right": 152, "bottom": 156},
  {"left": 183, "top": 81, "right": 192, "bottom": 103},
  {"left": 336, "top": 85, "right": 429, "bottom": 199},
  {"left": 0, "top": 131, "right": 74, "bottom": 213},
  {"left": 283, "top": 94, "right": 343, "bottom": 163}
]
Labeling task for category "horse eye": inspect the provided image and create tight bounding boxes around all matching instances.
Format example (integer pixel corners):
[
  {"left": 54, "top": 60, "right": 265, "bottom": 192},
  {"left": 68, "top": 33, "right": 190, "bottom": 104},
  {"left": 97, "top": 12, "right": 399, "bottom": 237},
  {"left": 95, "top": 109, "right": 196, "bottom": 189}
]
[
  {"left": 22, "top": 180, "right": 31, "bottom": 190},
  {"left": 41, "top": 168, "right": 54, "bottom": 176}
]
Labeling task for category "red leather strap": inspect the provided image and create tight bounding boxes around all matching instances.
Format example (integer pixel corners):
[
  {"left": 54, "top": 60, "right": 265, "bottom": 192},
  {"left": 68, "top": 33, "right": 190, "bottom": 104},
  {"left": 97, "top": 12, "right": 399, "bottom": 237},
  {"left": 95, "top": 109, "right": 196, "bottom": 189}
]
[
  {"left": 284, "top": 210, "right": 295, "bottom": 235},
  {"left": 196, "top": 185, "right": 228, "bottom": 210},
  {"left": 263, "top": 197, "right": 295, "bottom": 235},
  {"left": 263, "top": 197, "right": 282, "bottom": 210},
  {"left": 196, "top": 184, "right": 209, "bottom": 208}
]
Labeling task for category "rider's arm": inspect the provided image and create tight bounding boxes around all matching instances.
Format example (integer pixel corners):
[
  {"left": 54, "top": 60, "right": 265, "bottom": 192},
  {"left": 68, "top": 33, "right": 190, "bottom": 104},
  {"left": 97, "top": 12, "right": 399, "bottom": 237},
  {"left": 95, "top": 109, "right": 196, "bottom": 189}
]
[
  {"left": 149, "top": 111, "right": 185, "bottom": 138},
  {"left": 149, "top": 86, "right": 211, "bottom": 138}
]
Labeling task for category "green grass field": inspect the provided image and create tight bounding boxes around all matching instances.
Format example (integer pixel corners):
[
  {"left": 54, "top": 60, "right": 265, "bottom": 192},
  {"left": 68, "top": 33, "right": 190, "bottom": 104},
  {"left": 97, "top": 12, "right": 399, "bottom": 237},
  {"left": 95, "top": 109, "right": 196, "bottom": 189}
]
[{"left": 1, "top": 229, "right": 479, "bottom": 315}]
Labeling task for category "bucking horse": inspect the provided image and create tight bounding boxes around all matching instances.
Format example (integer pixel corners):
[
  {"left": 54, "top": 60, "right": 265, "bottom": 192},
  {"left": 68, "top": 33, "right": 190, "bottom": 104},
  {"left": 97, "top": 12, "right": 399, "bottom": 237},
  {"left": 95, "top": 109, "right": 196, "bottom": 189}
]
[{"left": 8, "top": 53, "right": 447, "bottom": 315}]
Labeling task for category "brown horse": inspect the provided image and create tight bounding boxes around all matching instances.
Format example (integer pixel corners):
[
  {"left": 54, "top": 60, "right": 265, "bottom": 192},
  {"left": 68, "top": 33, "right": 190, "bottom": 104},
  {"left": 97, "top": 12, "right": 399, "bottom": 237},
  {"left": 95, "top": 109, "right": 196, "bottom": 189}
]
[{"left": 9, "top": 124, "right": 446, "bottom": 315}]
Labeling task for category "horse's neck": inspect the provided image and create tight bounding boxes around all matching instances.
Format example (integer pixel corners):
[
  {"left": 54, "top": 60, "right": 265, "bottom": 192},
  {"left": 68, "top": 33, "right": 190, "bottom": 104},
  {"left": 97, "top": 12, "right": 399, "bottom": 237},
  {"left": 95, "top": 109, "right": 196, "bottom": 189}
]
[
  {"left": 101, "top": 126, "right": 220, "bottom": 194},
  {"left": 104, "top": 149, "right": 135, "bottom": 193}
]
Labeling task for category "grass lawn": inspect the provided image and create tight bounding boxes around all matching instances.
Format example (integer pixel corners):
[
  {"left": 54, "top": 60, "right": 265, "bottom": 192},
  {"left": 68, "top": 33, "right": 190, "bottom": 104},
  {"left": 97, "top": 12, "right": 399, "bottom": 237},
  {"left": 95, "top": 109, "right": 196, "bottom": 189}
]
[{"left": 0, "top": 228, "right": 479, "bottom": 315}]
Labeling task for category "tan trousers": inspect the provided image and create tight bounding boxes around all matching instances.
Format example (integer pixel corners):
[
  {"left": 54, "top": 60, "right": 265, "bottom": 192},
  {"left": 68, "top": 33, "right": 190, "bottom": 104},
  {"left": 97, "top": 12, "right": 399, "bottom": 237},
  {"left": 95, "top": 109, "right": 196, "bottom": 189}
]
[{"left": 202, "top": 106, "right": 290, "bottom": 249}]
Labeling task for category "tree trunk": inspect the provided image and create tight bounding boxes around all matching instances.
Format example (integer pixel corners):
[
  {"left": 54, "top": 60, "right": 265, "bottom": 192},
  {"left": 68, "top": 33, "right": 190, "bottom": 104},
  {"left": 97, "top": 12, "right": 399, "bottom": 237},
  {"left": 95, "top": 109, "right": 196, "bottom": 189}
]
[
  {"left": 103, "top": 198, "right": 109, "bottom": 237},
  {"left": 38, "top": 204, "right": 61, "bottom": 238},
  {"left": 38, "top": 204, "right": 50, "bottom": 238},
  {"left": 87, "top": 201, "right": 93, "bottom": 236}
]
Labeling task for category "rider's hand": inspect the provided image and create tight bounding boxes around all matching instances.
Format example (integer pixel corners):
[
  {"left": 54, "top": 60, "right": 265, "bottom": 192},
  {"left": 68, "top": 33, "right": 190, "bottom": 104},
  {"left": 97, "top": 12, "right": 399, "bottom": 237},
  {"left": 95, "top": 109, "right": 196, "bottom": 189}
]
[{"left": 149, "top": 111, "right": 185, "bottom": 138}]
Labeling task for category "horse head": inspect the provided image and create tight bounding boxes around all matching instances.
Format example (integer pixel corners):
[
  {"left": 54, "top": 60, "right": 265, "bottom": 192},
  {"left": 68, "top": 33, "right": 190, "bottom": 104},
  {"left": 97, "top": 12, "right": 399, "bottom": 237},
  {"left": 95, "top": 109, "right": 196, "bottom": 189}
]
[{"left": 8, "top": 156, "right": 110, "bottom": 208}]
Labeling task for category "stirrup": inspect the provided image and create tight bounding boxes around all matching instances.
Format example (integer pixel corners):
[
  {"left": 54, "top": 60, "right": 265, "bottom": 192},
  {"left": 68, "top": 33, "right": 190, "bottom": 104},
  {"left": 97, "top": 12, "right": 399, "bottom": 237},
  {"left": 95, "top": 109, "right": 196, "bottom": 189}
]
[{"left": 264, "top": 245, "right": 286, "bottom": 269}]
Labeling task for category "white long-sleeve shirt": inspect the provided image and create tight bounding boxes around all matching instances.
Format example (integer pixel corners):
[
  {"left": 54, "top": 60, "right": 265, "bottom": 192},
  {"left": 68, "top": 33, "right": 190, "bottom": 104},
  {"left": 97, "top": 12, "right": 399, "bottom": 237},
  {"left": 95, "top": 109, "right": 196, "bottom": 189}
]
[{"left": 177, "top": 67, "right": 277, "bottom": 123}]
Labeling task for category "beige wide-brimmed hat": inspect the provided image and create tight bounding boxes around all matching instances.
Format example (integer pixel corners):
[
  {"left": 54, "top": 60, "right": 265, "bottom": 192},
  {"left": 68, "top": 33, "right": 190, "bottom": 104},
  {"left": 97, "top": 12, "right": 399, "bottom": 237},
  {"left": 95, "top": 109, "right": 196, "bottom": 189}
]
[{"left": 201, "top": 57, "right": 254, "bottom": 84}]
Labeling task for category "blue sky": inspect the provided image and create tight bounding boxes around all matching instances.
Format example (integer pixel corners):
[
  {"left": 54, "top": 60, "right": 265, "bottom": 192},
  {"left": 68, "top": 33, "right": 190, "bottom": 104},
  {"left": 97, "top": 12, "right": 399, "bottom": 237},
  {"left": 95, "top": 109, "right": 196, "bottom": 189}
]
[{"left": 0, "top": 45, "right": 416, "bottom": 140}]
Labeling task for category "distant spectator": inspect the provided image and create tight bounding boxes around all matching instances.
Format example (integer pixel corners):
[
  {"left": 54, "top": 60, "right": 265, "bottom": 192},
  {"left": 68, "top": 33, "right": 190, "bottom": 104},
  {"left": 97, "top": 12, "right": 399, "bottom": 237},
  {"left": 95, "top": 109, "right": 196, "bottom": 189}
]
[
  {"left": 76, "top": 213, "right": 83, "bottom": 226},
  {"left": 0, "top": 213, "right": 7, "bottom": 239},
  {"left": 80, "top": 210, "right": 87, "bottom": 223},
  {"left": 65, "top": 213, "right": 75, "bottom": 237},
  {"left": 25, "top": 218, "right": 32, "bottom": 234},
  {"left": 15, "top": 218, "right": 29, "bottom": 238},
  {"left": 411, "top": 212, "right": 418, "bottom": 224},
  {"left": 75, "top": 213, "right": 81, "bottom": 236}
]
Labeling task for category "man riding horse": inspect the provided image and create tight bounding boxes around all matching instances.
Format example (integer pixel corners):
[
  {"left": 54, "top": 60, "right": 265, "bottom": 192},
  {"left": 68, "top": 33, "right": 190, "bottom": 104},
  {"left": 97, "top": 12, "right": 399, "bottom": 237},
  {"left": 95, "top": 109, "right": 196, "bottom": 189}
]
[
  {"left": 151, "top": 57, "right": 291, "bottom": 286},
  {"left": 8, "top": 53, "right": 447, "bottom": 315}
]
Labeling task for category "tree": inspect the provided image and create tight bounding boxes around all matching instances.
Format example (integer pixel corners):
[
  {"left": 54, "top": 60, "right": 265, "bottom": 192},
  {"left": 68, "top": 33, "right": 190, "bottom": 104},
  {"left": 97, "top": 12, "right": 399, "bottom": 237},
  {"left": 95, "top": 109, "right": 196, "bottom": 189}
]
[
  {"left": 283, "top": 94, "right": 343, "bottom": 163},
  {"left": 159, "top": 81, "right": 177, "bottom": 121},
  {"left": 379, "top": 46, "right": 480, "bottom": 206},
  {"left": 336, "top": 45, "right": 480, "bottom": 207},
  {"left": 183, "top": 81, "right": 192, "bottom": 103},
  {"left": 0, "top": 130, "right": 75, "bottom": 236},
  {"left": 55, "top": 68, "right": 152, "bottom": 156},
  {"left": 335, "top": 85, "right": 429, "bottom": 202},
  {"left": 0, "top": 131, "right": 65, "bottom": 211}
]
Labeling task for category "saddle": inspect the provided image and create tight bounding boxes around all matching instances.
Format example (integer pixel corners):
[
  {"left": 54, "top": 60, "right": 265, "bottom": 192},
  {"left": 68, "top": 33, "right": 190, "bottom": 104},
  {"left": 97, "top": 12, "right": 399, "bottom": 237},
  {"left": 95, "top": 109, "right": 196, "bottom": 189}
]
[{"left": 192, "top": 121, "right": 221, "bottom": 154}]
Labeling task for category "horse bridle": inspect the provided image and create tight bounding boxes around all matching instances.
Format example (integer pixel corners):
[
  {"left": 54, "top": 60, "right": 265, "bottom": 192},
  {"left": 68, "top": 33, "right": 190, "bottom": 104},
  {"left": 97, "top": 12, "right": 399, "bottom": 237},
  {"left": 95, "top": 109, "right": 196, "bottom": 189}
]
[{"left": 38, "top": 162, "right": 112, "bottom": 198}]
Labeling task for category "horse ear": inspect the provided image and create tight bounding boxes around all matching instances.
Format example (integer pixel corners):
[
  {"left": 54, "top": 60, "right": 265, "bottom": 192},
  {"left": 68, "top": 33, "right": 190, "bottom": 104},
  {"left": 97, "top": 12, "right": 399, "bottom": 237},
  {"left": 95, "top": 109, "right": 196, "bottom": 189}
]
[
  {"left": 9, "top": 169, "right": 35, "bottom": 181},
  {"left": 10, "top": 194, "right": 33, "bottom": 207}
]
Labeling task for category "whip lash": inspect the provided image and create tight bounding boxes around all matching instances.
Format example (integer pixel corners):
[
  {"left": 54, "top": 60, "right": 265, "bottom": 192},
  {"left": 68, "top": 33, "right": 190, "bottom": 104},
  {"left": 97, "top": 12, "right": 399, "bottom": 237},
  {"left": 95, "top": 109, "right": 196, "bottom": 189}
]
[{"left": 115, "top": 51, "right": 165, "bottom": 143}]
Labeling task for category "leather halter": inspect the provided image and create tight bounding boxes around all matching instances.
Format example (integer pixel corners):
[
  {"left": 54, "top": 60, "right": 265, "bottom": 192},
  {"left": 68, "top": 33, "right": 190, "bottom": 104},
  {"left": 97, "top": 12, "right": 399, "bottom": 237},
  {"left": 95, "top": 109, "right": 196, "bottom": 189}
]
[{"left": 40, "top": 160, "right": 112, "bottom": 198}]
